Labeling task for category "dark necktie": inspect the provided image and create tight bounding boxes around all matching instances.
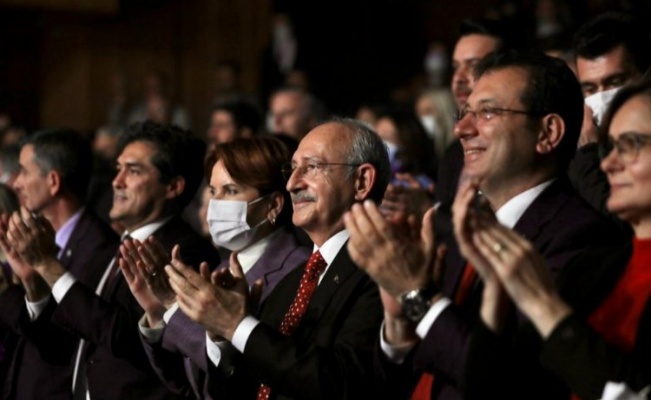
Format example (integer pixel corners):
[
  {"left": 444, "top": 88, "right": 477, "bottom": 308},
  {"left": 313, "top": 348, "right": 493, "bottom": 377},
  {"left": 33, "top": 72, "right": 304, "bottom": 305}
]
[{"left": 256, "top": 250, "right": 327, "bottom": 400}]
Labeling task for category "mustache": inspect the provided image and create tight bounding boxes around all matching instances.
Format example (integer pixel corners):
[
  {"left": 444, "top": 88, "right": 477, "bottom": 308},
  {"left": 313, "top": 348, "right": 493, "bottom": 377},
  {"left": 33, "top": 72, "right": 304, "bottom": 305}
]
[{"left": 291, "top": 191, "right": 317, "bottom": 202}]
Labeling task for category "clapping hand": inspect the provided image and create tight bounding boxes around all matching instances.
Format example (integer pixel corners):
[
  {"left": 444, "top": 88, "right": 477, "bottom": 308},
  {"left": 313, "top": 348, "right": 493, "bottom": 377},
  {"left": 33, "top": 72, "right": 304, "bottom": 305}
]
[{"left": 166, "top": 250, "right": 260, "bottom": 341}]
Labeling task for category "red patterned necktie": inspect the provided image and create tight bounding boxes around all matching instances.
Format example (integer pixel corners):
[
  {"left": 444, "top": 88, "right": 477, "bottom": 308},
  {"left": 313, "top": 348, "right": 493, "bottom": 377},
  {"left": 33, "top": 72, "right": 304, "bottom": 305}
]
[{"left": 257, "top": 250, "right": 327, "bottom": 400}]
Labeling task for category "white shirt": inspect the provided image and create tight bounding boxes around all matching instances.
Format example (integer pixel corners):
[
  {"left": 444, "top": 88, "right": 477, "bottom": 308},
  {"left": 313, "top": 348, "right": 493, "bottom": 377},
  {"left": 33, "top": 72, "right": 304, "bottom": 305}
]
[
  {"left": 381, "top": 180, "right": 554, "bottom": 362},
  {"left": 68, "top": 218, "right": 171, "bottom": 400},
  {"left": 52, "top": 218, "right": 169, "bottom": 303},
  {"left": 206, "top": 230, "right": 350, "bottom": 370}
]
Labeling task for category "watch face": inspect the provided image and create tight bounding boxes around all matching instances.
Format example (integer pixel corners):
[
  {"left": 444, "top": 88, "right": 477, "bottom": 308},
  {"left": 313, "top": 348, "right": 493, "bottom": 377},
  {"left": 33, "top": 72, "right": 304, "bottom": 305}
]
[{"left": 402, "top": 293, "right": 430, "bottom": 323}]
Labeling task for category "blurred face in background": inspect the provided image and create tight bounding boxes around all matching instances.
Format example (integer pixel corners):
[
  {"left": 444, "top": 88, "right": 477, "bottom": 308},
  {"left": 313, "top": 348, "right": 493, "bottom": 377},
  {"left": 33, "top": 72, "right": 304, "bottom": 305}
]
[
  {"left": 601, "top": 94, "right": 651, "bottom": 226},
  {"left": 451, "top": 34, "right": 500, "bottom": 108},
  {"left": 13, "top": 144, "right": 52, "bottom": 212}
]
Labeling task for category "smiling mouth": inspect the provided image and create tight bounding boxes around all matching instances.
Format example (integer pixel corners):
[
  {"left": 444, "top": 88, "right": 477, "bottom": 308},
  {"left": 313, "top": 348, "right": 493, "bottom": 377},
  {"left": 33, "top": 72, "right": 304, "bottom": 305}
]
[{"left": 464, "top": 148, "right": 486, "bottom": 155}]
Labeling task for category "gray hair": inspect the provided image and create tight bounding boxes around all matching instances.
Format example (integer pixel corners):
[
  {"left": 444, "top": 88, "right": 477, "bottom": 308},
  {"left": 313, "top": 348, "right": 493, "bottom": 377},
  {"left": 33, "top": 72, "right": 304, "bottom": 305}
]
[{"left": 324, "top": 117, "right": 391, "bottom": 203}]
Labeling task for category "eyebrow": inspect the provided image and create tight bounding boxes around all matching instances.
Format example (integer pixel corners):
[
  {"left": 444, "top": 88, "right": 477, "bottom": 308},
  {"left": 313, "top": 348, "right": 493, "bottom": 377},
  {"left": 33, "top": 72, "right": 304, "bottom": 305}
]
[
  {"left": 292, "top": 156, "right": 324, "bottom": 164},
  {"left": 117, "top": 161, "right": 145, "bottom": 169}
]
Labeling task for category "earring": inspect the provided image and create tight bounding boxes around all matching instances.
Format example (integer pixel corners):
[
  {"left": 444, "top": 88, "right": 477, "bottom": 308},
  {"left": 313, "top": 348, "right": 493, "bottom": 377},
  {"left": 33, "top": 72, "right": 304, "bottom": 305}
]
[{"left": 270, "top": 216, "right": 276, "bottom": 226}]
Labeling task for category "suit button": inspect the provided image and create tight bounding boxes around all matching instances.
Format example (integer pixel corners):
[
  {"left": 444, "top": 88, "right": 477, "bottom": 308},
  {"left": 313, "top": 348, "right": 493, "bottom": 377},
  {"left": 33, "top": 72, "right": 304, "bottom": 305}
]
[{"left": 89, "top": 359, "right": 96, "bottom": 364}]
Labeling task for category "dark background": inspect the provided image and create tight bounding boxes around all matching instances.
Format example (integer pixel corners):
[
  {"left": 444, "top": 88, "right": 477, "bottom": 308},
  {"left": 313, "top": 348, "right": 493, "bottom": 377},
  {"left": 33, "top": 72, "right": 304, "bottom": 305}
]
[{"left": 0, "top": 0, "right": 648, "bottom": 134}]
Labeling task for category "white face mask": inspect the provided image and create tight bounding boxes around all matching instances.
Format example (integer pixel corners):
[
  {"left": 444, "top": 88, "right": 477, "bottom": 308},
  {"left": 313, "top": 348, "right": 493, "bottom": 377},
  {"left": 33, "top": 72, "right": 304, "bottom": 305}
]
[
  {"left": 420, "top": 115, "right": 441, "bottom": 138},
  {"left": 206, "top": 196, "right": 268, "bottom": 251},
  {"left": 584, "top": 86, "right": 622, "bottom": 126}
]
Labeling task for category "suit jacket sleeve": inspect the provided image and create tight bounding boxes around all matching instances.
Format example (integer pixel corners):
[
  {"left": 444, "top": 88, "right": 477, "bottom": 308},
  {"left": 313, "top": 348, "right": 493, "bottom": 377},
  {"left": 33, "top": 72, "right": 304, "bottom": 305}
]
[
  {"left": 140, "top": 332, "right": 195, "bottom": 397},
  {"left": 0, "top": 286, "right": 78, "bottom": 365},
  {"left": 208, "top": 272, "right": 383, "bottom": 400},
  {"left": 51, "top": 280, "right": 152, "bottom": 370},
  {"left": 161, "top": 310, "right": 209, "bottom": 371},
  {"left": 540, "top": 311, "right": 651, "bottom": 399}
]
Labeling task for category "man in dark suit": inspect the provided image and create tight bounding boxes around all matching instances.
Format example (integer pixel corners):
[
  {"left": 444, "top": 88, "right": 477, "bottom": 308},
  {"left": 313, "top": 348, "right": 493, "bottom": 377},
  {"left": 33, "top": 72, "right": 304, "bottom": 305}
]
[
  {"left": 345, "top": 51, "right": 627, "bottom": 400},
  {"left": 164, "top": 118, "right": 392, "bottom": 399},
  {"left": 2, "top": 122, "right": 220, "bottom": 400},
  {"left": 0, "top": 129, "right": 118, "bottom": 400}
]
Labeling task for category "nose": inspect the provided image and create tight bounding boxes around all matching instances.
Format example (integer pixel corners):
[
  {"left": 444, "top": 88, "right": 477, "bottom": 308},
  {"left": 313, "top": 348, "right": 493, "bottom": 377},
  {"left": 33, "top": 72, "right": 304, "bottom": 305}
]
[
  {"left": 453, "top": 64, "right": 470, "bottom": 86},
  {"left": 285, "top": 167, "right": 305, "bottom": 194},
  {"left": 12, "top": 176, "right": 21, "bottom": 192},
  {"left": 600, "top": 146, "right": 623, "bottom": 175},
  {"left": 112, "top": 168, "right": 127, "bottom": 189},
  {"left": 453, "top": 112, "right": 477, "bottom": 140}
]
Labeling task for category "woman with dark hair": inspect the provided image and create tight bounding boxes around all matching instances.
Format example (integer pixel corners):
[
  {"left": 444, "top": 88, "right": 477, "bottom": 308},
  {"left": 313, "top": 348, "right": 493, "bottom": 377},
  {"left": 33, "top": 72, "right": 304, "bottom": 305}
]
[
  {"left": 120, "top": 136, "right": 311, "bottom": 399},
  {"left": 456, "top": 79, "right": 651, "bottom": 399}
]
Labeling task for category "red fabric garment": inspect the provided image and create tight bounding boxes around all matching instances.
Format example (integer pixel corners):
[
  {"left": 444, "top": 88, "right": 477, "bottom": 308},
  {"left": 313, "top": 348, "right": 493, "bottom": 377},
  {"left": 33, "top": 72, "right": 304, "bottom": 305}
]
[
  {"left": 257, "top": 251, "right": 327, "bottom": 400},
  {"left": 571, "top": 237, "right": 651, "bottom": 400},
  {"left": 411, "top": 263, "right": 477, "bottom": 400}
]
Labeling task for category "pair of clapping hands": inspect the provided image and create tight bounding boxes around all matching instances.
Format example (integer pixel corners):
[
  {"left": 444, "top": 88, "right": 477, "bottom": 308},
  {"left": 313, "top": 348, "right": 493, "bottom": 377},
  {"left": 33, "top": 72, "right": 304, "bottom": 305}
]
[
  {"left": 119, "top": 238, "right": 261, "bottom": 341},
  {"left": 0, "top": 208, "right": 58, "bottom": 300},
  {"left": 345, "top": 177, "right": 569, "bottom": 337}
]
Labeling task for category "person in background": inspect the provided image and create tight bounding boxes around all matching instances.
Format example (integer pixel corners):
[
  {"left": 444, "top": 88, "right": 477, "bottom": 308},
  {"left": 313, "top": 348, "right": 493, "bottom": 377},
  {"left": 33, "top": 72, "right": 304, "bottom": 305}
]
[
  {"left": 414, "top": 89, "right": 457, "bottom": 161},
  {"left": 121, "top": 136, "right": 311, "bottom": 399},
  {"left": 459, "top": 78, "right": 651, "bottom": 400}
]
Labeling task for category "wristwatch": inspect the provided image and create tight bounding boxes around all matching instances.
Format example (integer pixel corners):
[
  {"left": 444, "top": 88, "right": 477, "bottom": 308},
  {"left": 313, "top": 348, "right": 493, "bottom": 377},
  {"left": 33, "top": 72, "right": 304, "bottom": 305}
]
[{"left": 400, "top": 283, "right": 439, "bottom": 323}]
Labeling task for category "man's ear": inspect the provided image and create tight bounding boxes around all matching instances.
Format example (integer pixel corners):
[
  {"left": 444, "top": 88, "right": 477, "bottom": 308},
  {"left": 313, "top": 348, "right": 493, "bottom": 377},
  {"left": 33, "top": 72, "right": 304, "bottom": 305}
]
[
  {"left": 165, "top": 176, "right": 186, "bottom": 199},
  {"left": 47, "top": 170, "right": 61, "bottom": 197},
  {"left": 353, "top": 164, "right": 376, "bottom": 201},
  {"left": 536, "top": 113, "right": 565, "bottom": 155}
]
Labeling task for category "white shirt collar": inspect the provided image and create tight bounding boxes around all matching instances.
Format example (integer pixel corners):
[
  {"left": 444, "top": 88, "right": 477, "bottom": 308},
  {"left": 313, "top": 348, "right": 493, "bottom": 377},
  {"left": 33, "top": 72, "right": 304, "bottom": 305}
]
[
  {"left": 314, "top": 229, "right": 350, "bottom": 266},
  {"left": 495, "top": 180, "right": 555, "bottom": 229},
  {"left": 124, "top": 216, "right": 173, "bottom": 242},
  {"left": 236, "top": 229, "right": 282, "bottom": 275}
]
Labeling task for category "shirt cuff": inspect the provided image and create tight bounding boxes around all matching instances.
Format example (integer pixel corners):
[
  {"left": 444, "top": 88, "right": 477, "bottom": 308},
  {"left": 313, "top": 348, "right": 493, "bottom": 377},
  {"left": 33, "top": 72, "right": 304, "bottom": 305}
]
[
  {"left": 163, "top": 303, "right": 179, "bottom": 324},
  {"left": 601, "top": 382, "right": 649, "bottom": 400},
  {"left": 416, "top": 297, "right": 452, "bottom": 339},
  {"left": 25, "top": 295, "right": 51, "bottom": 321},
  {"left": 379, "top": 321, "right": 417, "bottom": 364},
  {"left": 231, "top": 315, "right": 259, "bottom": 353},
  {"left": 138, "top": 313, "right": 166, "bottom": 343},
  {"left": 51, "top": 272, "right": 76, "bottom": 303},
  {"left": 206, "top": 333, "right": 236, "bottom": 375}
]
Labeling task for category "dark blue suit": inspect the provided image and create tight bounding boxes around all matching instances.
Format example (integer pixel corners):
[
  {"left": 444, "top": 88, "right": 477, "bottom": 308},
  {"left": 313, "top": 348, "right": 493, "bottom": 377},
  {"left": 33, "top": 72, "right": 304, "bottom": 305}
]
[{"left": 0, "top": 210, "right": 118, "bottom": 400}]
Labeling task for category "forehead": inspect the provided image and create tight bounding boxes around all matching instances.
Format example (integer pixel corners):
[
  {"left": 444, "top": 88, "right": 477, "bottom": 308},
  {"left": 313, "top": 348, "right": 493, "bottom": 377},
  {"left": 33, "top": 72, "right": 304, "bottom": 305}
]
[
  {"left": 210, "top": 159, "right": 233, "bottom": 185},
  {"left": 117, "top": 141, "right": 157, "bottom": 165},
  {"left": 19, "top": 144, "right": 34, "bottom": 161},
  {"left": 453, "top": 34, "right": 499, "bottom": 62},
  {"left": 293, "top": 123, "right": 350, "bottom": 161},
  {"left": 468, "top": 67, "right": 528, "bottom": 107},
  {"left": 271, "top": 92, "right": 302, "bottom": 110},
  {"left": 212, "top": 110, "right": 234, "bottom": 123},
  {"left": 576, "top": 45, "right": 636, "bottom": 82},
  {"left": 610, "top": 95, "right": 651, "bottom": 136}
]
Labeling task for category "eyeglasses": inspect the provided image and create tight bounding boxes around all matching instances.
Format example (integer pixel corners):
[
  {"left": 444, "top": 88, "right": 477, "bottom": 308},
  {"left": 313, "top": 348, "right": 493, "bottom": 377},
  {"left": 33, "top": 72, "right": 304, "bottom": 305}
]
[
  {"left": 456, "top": 106, "right": 536, "bottom": 123},
  {"left": 281, "top": 161, "right": 361, "bottom": 181},
  {"left": 598, "top": 132, "right": 651, "bottom": 164}
]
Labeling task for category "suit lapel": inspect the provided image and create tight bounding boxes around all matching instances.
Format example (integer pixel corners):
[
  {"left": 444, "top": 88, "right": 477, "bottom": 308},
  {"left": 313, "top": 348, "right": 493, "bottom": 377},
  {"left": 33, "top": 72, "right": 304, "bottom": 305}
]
[
  {"left": 304, "top": 246, "right": 357, "bottom": 319},
  {"left": 512, "top": 179, "right": 569, "bottom": 243}
]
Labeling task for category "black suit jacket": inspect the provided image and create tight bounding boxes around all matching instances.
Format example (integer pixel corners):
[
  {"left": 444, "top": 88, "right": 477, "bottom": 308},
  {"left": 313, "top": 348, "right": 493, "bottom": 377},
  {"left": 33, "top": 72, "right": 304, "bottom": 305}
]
[
  {"left": 376, "top": 177, "right": 629, "bottom": 400},
  {"left": 51, "top": 216, "right": 220, "bottom": 400},
  {"left": 206, "top": 245, "right": 384, "bottom": 400},
  {"left": 0, "top": 209, "right": 118, "bottom": 400},
  {"left": 463, "top": 242, "right": 651, "bottom": 400}
]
